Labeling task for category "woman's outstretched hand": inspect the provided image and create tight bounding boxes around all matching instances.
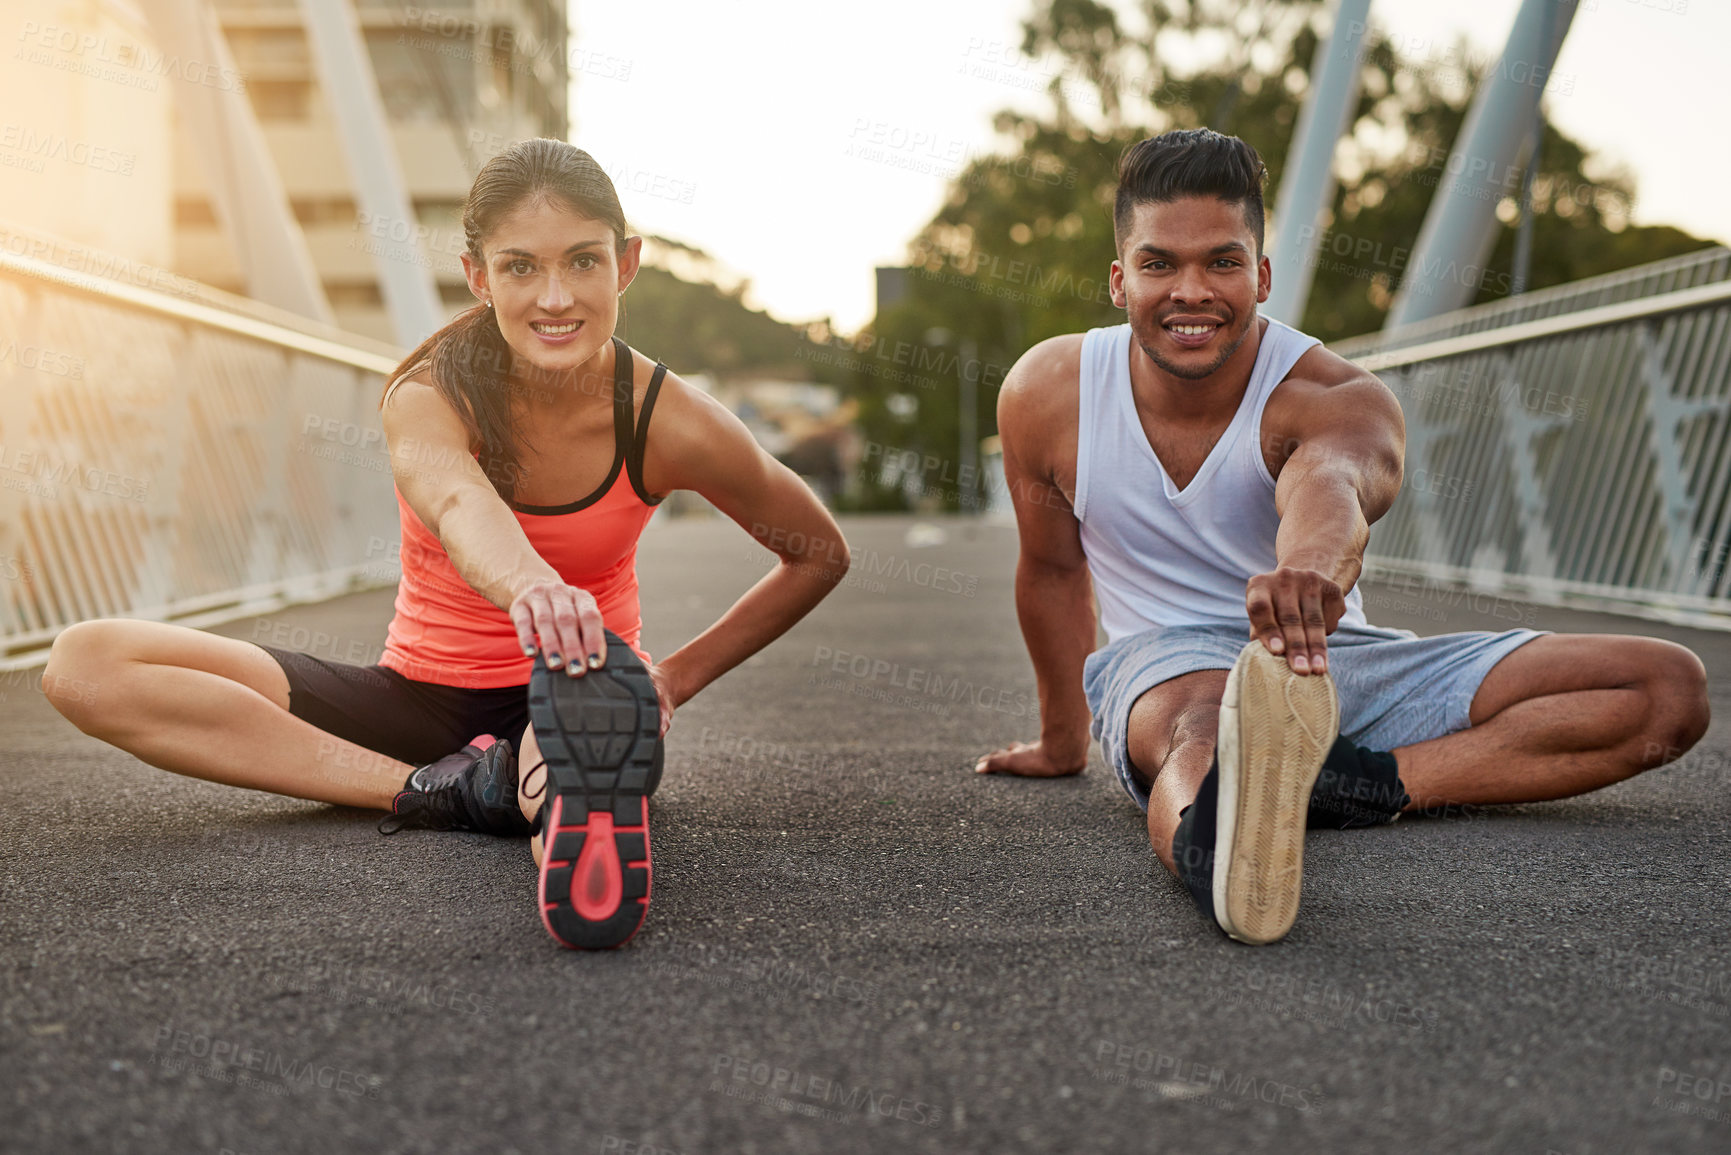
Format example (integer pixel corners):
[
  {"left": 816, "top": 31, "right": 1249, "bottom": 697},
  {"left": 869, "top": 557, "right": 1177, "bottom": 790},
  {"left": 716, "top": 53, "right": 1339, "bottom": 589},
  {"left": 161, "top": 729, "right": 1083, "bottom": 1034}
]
[{"left": 508, "top": 579, "right": 607, "bottom": 674}]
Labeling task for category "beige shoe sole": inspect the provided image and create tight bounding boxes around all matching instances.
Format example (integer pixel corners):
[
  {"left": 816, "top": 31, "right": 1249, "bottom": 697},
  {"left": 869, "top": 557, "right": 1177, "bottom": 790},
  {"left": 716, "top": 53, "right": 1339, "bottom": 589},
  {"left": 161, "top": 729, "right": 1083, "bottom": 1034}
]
[{"left": 1212, "top": 641, "right": 1340, "bottom": 945}]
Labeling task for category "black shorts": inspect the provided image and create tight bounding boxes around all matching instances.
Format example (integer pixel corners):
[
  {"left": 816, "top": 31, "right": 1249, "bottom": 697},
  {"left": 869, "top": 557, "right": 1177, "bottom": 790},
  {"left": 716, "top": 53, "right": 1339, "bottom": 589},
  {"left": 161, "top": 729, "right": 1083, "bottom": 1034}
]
[{"left": 257, "top": 644, "right": 529, "bottom": 768}]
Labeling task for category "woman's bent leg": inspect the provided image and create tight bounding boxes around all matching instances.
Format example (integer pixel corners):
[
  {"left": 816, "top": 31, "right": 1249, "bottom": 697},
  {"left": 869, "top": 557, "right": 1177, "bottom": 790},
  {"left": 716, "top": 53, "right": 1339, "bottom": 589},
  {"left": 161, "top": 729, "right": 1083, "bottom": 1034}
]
[{"left": 41, "top": 619, "right": 412, "bottom": 808}]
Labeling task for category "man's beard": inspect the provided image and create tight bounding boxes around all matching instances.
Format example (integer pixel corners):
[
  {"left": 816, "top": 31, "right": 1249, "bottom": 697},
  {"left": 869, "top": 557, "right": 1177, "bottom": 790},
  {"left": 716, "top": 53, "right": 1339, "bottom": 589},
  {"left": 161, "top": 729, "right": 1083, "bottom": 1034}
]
[{"left": 1136, "top": 310, "right": 1255, "bottom": 381}]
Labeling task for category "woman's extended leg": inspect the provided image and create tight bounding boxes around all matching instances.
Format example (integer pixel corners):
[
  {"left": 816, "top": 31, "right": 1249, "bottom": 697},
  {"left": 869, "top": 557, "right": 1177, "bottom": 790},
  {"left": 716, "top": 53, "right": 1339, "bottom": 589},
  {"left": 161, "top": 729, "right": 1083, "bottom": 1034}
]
[{"left": 41, "top": 619, "right": 413, "bottom": 808}]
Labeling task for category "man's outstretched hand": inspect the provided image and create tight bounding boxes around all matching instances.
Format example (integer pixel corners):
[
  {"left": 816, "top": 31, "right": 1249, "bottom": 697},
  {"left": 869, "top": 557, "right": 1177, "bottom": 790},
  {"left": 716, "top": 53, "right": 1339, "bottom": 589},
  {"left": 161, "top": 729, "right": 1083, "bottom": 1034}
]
[
  {"left": 975, "top": 739, "right": 1086, "bottom": 777},
  {"left": 1245, "top": 565, "right": 1345, "bottom": 676}
]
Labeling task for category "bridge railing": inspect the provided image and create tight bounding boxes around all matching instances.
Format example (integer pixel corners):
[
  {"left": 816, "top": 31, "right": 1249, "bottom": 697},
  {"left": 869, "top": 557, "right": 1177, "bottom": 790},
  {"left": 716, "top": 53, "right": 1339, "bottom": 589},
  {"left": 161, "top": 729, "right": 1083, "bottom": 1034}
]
[
  {"left": 1334, "top": 246, "right": 1731, "bottom": 628},
  {"left": 0, "top": 235, "right": 405, "bottom": 669}
]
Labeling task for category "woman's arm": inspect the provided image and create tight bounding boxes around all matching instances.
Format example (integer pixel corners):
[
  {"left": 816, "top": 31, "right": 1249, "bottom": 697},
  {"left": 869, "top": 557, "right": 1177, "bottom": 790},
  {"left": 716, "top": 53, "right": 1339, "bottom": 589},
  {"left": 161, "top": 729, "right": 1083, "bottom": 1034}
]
[
  {"left": 381, "top": 375, "right": 611, "bottom": 672},
  {"left": 637, "top": 376, "right": 851, "bottom": 714}
]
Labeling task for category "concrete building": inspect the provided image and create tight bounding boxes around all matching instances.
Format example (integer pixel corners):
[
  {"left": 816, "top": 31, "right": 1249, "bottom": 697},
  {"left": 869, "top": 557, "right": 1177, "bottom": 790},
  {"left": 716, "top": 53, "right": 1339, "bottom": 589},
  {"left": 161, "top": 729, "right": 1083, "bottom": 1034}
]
[
  {"left": 172, "top": 0, "right": 570, "bottom": 343},
  {"left": 0, "top": 0, "right": 178, "bottom": 270}
]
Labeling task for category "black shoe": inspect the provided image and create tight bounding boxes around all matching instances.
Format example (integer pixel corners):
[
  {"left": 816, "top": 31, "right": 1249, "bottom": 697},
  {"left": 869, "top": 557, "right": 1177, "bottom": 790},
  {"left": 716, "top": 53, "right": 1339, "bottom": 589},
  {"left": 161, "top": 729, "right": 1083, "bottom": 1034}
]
[
  {"left": 1307, "top": 737, "right": 1409, "bottom": 829},
  {"left": 378, "top": 735, "right": 531, "bottom": 836},
  {"left": 1171, "top": 765, "right": 1222, "bottom": 920},
  {"left": 529, "top": 631, "right": 661, "bottom": 950}
]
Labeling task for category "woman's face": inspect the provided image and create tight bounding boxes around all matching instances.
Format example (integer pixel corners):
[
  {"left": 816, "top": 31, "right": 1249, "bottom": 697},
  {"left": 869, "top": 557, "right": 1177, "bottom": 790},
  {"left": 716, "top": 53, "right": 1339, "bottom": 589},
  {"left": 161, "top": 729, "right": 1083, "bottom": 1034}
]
[{"left": 461, "top": 195, "right": 641, "bottom": 381}]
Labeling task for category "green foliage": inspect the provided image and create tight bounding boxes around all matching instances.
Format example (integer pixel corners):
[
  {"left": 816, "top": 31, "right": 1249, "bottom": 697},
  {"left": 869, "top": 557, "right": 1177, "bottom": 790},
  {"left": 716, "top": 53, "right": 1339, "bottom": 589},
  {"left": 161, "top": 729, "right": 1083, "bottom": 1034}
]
[
  {"left": 851, "top": 0, "right": 1717, "bottom": 510},
  {"left": 618, "top": 245, "right": 841, "bottom": 385}
]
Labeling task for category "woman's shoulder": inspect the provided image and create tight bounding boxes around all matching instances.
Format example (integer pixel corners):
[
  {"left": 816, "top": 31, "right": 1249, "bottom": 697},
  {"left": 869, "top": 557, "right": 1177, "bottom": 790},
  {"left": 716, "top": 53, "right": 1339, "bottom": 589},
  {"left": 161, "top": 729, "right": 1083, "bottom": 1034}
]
[
  {"left": 618, "top": 345, "right": 731, "bottom": 436},
  {"left": 382, "top": 360, "right": 434, "bottom": 409},
  {"left": 379, "top": 363, "right": 481, "bottom": 452}
]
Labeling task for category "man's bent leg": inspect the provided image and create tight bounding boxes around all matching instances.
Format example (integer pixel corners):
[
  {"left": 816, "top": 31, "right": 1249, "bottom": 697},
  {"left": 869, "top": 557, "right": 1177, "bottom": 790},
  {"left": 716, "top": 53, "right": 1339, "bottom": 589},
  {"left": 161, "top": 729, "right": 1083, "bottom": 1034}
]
[
  {"left": 1125, "top": 670, "right": 1228, "bottom": 874},
  {"left": 1394, "top": 634, "right": 1710, "bottom": 810}
]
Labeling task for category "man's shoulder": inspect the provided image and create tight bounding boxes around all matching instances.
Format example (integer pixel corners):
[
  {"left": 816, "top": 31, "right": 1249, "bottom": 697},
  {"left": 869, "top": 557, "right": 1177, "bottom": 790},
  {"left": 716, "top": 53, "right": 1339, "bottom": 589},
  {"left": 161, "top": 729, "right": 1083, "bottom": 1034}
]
[
  {"left": 1001, "top": 326, "right": 1124, "bottom": 409},
  {"left": 1262, "top": 324, "right": 1403, "bottom": 467},
  {"left": 998, "top": 334, "right": 1086, "bottom": 442}
]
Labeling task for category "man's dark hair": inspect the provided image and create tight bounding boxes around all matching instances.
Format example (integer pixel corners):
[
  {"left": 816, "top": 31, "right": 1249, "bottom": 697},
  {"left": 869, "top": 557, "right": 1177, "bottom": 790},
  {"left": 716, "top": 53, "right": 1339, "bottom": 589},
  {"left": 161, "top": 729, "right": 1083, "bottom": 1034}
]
[{"left": 1114, "top": 129, "right": 1268, "bottom": 254}]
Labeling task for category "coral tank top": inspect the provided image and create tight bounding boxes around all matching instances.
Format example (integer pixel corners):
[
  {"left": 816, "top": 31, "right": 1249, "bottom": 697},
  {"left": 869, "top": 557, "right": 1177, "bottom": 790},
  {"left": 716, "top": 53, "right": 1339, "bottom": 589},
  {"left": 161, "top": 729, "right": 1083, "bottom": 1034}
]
[{"left": 378, "top": 337, "right": 665, "bottom": 688}]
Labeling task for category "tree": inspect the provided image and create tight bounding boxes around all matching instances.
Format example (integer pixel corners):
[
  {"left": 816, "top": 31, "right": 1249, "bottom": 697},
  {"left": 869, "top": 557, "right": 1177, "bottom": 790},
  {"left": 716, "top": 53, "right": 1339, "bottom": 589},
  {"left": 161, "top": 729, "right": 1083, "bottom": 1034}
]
[
  {"left": 851, "top": 0, "right": 1715, "bottom": 510},
  {"left": 621, "top": 236, "right": 843, "bottom": 385}
]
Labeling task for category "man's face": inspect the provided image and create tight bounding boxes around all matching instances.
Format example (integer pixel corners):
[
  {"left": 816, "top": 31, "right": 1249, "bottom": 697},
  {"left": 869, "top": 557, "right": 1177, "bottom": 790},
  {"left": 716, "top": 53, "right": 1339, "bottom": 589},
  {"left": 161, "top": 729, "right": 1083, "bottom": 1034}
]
[{"left": 1110, "top": 197, "right": 1271, "bottom": 381}]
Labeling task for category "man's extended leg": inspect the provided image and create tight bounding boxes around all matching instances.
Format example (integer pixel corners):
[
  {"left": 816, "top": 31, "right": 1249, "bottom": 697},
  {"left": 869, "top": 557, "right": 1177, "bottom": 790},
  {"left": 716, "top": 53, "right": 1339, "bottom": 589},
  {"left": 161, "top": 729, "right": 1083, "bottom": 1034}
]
[{"left": 1393, "top": 634, "right": 1710, "bottom": 811}]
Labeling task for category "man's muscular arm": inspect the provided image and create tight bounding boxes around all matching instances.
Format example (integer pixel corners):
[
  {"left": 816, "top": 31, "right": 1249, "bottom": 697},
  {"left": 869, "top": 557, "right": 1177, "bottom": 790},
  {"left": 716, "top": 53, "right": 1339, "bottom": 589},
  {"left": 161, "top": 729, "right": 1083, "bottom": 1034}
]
[
  {"left": 976, "top": 337, "right": 1096, "bottom": 778},
  {"left": 1251, "top": 347, "right": 1405, "bottom": 675}
]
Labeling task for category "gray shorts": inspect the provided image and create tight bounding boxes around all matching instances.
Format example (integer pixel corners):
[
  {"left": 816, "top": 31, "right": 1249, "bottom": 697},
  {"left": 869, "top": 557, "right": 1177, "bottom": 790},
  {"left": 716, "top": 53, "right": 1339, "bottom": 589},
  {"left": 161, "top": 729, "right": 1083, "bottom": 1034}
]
[{"left": 1082, "top": 622, "right": 1547, "bottom": 810}]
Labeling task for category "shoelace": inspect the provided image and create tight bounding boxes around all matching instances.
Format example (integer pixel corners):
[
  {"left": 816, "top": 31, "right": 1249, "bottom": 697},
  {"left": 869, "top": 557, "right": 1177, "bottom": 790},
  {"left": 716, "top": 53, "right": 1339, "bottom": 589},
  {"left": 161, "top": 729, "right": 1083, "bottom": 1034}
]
[{"left": 521, "top": 758, "right": 548, "bottom": 835}]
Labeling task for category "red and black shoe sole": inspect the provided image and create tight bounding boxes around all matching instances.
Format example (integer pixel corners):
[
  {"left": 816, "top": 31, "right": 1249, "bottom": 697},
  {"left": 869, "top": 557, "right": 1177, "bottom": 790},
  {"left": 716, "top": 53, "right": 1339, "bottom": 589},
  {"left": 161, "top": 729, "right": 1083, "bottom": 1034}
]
[{"left": 528, "top": 633, "right": 660, "bottom": 950}]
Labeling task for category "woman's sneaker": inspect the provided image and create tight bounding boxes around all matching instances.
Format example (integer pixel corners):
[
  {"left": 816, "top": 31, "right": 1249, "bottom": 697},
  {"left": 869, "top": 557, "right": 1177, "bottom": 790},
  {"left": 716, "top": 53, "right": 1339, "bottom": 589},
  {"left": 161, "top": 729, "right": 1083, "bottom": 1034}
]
[
  {"left": 1210, "top": 640, "right": 1339, "bottom": 944},
  {"left": 378, "top": 735, "right": 531, "bottom": 836},
  {"left": 528, "top": 632, "right": 661, "bottom": 950}
]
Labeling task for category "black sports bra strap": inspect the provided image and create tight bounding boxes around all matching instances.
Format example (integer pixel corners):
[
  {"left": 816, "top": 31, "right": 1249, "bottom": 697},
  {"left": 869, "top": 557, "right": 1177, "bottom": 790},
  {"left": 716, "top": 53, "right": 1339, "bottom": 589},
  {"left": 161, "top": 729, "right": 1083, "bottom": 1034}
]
[
  {"left": 627, "top": 363, "right": 668, "bottom": 506},
  {"left": 610, "top": 335, "right": 634, "bottom": 459}
]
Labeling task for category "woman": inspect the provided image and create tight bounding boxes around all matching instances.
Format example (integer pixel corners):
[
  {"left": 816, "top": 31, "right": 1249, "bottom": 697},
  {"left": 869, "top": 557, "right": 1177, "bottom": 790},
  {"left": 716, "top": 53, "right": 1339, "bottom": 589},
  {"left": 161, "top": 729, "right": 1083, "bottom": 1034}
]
[{"left": 41, "top": 139, "right": 851, "bottom": 949}]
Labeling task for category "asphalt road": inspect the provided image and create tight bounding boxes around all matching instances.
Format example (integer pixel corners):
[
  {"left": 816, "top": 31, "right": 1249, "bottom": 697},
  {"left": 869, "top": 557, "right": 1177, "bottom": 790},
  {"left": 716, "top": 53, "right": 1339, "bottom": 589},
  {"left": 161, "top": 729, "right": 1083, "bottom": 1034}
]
[{"left": 4, "top": 513, "right": 1730, "bottom": 1155}]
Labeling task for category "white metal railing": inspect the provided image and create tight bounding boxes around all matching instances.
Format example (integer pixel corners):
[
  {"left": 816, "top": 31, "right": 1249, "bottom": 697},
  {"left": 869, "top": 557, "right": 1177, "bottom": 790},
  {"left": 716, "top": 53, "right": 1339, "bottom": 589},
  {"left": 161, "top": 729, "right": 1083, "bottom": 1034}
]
[
  {"left": 0, "top": 235, "right": 405, "bottom": 668},
  {"left": 1339, "top": 246, "right": 1731, "bottom": 629}
]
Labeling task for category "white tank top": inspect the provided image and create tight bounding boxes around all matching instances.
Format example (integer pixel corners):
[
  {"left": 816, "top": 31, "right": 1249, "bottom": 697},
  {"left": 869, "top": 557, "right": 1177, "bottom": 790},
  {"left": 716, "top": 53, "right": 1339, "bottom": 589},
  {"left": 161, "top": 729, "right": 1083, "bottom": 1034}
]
[{"left": 1074, "top": 319, "right": 1368, "bottom": 641}]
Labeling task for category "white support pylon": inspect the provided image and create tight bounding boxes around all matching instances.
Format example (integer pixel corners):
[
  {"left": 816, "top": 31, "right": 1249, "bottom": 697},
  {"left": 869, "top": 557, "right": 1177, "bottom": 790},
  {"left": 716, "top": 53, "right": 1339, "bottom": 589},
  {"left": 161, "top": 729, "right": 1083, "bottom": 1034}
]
[
  {"left": 1263, "top": 0, "right": 1373, "bottom": 327},
  {"left": 299, "top": 0, "right": 445, "bottom": 348},
  {"left": 136, "top": 0, "right": 333, "bottom": 324},
  {"left": 1384, "top": 0, "right": 1578, "bottom": 330}
]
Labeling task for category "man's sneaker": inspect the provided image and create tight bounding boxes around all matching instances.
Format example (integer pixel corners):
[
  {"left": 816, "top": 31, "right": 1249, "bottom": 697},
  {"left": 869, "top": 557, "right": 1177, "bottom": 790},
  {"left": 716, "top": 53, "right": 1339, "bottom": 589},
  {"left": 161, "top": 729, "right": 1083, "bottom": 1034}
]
[
  {"left": 1211, "top": 640, "right": 1340, "bottom": 944},
  {"left": 1308, "top": 737, "right": 1409, "bottom": 829},
  {"left": 528, "top": 631, "right": 661, "bottom": 950},
  {"left": 378, "top": 735, "right": 530, "bottom": 836}
]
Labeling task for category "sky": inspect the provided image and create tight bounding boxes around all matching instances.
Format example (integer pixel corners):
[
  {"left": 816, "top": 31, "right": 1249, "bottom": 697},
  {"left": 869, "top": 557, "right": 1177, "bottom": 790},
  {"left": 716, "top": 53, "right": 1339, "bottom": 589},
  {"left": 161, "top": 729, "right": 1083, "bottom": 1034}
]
[{"left": 568, "top": 0, "right": 1726, "bottom": 334}]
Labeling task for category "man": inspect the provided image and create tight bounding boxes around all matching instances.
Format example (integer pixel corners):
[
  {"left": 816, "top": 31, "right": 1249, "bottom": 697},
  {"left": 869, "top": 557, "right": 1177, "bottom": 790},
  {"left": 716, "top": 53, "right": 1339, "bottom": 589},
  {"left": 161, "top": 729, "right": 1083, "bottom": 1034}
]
[{"left": 976, "top": 128, "right": 1710, "bottom": 945}]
